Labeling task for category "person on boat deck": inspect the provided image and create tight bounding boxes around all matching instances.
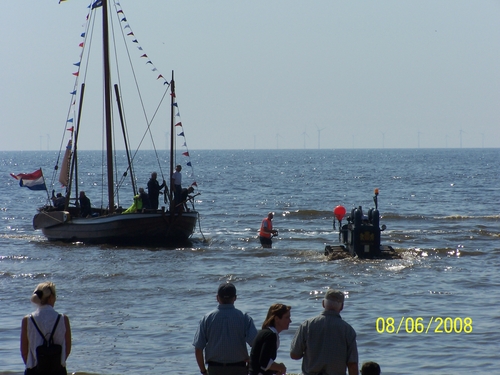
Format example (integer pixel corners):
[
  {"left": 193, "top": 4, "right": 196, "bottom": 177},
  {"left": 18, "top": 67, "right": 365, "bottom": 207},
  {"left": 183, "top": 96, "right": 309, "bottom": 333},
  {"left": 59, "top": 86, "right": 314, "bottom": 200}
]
[
  {"left": 138, "top": 187, "right": 150, "bottom": 210},
  {"left": 177, "top": 186, "right": 195, "bottom": 212},
  {"left": 51, "top": 191, "right": 65, "bottom": 211},
  {"left": 172, "top": 165, "right": 183, "bottom": 204},
  {"left": 79, "top": 191, "right": 92, "bottom": 218},
  {"left": 259, "top": 212, "right": 278, "bottom": 248},
  {"left": 147, "top": 172, "right": 166, "bottom": 210},
  {"left": 123, "top": 191, "right": 144, "bottom": 214}
]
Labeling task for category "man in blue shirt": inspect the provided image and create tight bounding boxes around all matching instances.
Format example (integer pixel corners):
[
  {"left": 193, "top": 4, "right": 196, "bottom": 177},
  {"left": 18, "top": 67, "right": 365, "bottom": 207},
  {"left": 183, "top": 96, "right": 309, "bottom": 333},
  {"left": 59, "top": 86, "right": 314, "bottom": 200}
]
[{"left": 193, "top": 283, "right": 257, "bottom": 375}]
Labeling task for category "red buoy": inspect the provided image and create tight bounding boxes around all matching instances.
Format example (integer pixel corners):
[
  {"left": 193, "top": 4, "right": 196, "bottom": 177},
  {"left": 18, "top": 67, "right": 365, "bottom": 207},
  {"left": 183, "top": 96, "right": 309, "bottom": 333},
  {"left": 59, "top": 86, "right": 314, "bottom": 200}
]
[{"left": 333, "top": 205, "right": 346, "bottom": 222}]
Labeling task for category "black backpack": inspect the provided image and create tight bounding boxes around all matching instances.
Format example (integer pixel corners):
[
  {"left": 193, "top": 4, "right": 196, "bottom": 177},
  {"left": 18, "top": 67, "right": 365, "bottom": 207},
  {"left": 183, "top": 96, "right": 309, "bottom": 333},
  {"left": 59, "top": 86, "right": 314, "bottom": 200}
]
[{"left": 30, "top": 314, "right": 63, "bottom": 374}]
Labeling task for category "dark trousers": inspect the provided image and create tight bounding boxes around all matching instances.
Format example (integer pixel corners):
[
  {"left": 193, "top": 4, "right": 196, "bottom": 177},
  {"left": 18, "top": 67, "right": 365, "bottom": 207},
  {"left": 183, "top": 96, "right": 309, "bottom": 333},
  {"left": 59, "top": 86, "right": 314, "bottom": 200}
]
[
  {"left": 259, "top": 236, "right": 272, "bottom": 248},
  {"left": 25, "top": 367, "right": 67, "bottom": 375},
  {"left": 208, "top": 366, "right": 248, "bottom": 375}
]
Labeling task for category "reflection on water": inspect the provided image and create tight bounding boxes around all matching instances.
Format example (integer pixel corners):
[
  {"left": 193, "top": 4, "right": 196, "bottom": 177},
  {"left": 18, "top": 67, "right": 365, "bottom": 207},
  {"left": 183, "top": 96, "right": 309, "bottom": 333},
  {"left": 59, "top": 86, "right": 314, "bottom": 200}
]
[{"left": 0, "top": 149, "right": 499, "bottom": 374}]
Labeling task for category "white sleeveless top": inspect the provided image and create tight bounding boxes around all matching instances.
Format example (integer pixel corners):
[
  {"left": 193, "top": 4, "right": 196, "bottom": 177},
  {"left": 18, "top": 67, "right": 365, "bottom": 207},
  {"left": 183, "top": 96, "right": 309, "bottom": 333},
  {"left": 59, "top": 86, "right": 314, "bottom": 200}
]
[{"left": 26, "top": 305, "right": 67, "bottom": 369}]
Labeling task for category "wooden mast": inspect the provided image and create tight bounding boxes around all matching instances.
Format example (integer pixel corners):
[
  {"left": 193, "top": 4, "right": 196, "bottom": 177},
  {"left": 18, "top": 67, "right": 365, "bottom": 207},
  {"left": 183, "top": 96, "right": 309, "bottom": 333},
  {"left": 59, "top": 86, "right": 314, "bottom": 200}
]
[
  {"left": 169, "top": 71, "right": 175, "bottom": 210},
  {"left": 103, "top": 0, "right": 115, "bottom": 213}
]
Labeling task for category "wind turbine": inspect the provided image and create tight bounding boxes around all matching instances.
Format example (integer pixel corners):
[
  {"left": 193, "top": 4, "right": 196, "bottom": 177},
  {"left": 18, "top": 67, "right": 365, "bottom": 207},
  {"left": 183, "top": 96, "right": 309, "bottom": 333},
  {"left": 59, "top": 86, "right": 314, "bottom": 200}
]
[
  {"left": 302, "top": 131, "right": 309, "bottom": 149},
  {"left": 315, "top": 125, "right": 325, "bottom": 149},
  {"left": 459, "top": 129, "right": 465, "bottom": 148},
  {"left": 380, "top": 131, "right": 385, "bottom": 148},
  {"left": 276, "top": 133, "right": 283, "bottom": 149},
  {"left": 46, "top": 134, "right": 50, "bottom": 151},
  {"left": 417, "top": 131, "right": 422, "bottom": 148}
]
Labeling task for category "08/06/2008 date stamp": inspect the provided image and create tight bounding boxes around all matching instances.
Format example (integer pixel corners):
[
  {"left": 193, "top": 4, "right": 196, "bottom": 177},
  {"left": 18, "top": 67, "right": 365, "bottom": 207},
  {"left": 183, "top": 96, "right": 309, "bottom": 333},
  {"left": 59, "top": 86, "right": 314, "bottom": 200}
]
[{"left": 376, "top": 317, "right": 473, "bottom": 334}]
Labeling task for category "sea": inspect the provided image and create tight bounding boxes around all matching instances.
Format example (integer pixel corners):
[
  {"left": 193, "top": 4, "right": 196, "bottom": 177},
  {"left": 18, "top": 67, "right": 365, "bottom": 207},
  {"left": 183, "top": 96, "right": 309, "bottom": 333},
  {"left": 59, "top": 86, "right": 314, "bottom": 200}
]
[{"left": 0, "top": 148, "right": 498, "bottom": 375}]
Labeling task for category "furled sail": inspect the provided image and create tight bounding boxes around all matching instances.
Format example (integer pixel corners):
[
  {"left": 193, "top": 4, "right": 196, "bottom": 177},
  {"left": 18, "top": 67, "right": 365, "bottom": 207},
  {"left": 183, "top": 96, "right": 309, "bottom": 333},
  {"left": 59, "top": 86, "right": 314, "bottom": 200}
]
[{"left": 58, "top": 140, "right": 72, "bottom": 187}]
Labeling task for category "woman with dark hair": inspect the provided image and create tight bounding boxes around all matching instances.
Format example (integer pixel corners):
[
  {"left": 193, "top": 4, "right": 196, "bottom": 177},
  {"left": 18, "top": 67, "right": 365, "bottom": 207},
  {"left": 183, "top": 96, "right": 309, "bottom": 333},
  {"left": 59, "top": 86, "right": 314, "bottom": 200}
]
[
  {"left": 20, "top": 281, "right": 71, "bottom": 375},
  {"left": 249, "top": 303, "right": 291, "bottom": 375}
]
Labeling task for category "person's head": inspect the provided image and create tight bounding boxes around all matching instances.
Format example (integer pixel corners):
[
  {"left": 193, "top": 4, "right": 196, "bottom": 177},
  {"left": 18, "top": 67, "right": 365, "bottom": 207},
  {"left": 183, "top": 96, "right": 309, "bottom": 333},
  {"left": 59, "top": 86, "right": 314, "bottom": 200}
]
[
  {"left": 30, "top": 281, "right": 57, "bottom": 306},
  {"left": 361, "top": 361, "right": 381, "bottom": 375},
  {"left": 56, "top": 193, "right": 62, "bottom": 198},
  {"left": 267, "top": 212, "right": 274, "bottom": 220},
  {"left": 217, "top": 282, "right": 237, "bottom": 304},
  {"left": 176, "top": 165, "right": 182, "bottom": 172},
  {"left": 139, "top": 187, "right": 145, "bottom": 193},
  {"left": 187, "top": 186, "right": 195, "bottom": 193},
  {"left": 323, "top": 289, "right": 345, "bottom": 312},
  {"left": 151, "top": 172, "right": 157, "bottom": 179},
  {"left": 262, "top": 303, "right": 292, "bottom": 332},
  {"left": 79, "top": 191, "right": 86, "bottom": 197}
]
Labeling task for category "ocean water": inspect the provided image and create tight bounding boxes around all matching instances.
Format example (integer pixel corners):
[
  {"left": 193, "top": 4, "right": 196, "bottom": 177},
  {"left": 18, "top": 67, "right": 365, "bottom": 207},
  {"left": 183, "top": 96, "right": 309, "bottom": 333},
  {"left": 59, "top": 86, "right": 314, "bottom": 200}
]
[{"left": 1, "top": 148, "right": 499, "bottom": 375}]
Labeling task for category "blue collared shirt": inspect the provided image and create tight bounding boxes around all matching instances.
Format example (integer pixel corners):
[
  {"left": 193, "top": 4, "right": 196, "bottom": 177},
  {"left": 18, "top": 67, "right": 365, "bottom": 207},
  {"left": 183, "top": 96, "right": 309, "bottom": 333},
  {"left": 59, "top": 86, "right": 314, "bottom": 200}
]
[{"left": 193, "top": 304, "right": 257, "bottom": 363}]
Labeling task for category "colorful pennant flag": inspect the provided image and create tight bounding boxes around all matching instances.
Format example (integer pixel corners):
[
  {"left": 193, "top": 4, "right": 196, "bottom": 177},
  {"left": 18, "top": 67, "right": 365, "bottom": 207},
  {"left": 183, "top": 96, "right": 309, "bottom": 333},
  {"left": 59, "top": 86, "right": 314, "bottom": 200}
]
[{"left": 91, "top": 0, "right": 103, "bottom": 9}]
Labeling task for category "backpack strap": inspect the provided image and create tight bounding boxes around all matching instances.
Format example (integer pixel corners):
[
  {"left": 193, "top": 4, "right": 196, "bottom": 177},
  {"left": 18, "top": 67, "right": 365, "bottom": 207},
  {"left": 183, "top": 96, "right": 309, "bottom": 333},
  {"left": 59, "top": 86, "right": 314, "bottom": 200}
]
[
  {"left": 30, "top": 314, "right": 62, "bottom": 345},
  {"left": 48, "top": 314, "right": 62, "bottom": 344}
]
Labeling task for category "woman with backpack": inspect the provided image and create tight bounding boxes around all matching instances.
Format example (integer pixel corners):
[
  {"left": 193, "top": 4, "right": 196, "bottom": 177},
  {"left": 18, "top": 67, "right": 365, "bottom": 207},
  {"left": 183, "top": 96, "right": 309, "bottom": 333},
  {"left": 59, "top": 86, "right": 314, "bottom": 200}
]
[{"left": 20, "top": 281, "right": 71, "bottom": 375}]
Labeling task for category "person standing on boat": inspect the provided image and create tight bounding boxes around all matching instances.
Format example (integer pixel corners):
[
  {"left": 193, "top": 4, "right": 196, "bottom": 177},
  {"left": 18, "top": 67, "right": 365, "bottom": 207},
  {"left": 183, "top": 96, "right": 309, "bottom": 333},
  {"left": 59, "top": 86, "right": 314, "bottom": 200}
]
[
  {"left": 20, "top": 281, "right": 72, "bottom": 375},
  {"left": 147, "top": 172, "right": 166, "bottom": 210},
  {"left": 138, "top": 187, "right": 150, "bottom": 210},
  {"left": 177, "top": 186, "right": 195, "bottom": 212},
  {"left": 172, "top": 165, "right": 183, "bottom": 204},
  {"left": 51, "top": 191, "right": 65, "bottom": 211},
  {"left": 193, "top": 282, "right": 257, "bottom": 375},
  {"left": 79, "top": 191, "right": 92, "bottom": 218},
  {"left": 259, "top": 212, "right": 278, "bottom": 248}
]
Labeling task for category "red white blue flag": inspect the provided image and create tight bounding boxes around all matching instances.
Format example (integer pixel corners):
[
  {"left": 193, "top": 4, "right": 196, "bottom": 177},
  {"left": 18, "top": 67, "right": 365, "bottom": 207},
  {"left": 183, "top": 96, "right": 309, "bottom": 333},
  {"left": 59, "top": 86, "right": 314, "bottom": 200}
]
[{"left": 10, "top": 169, "right": 47, "bottom": 191}]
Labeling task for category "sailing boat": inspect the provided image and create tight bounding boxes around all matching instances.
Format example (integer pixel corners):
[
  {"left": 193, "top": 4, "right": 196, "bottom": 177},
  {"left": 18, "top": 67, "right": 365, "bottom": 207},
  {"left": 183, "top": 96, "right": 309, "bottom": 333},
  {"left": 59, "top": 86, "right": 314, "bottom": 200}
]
[{"left": 33, "top": 0, "right": 198, "bottom": 245}]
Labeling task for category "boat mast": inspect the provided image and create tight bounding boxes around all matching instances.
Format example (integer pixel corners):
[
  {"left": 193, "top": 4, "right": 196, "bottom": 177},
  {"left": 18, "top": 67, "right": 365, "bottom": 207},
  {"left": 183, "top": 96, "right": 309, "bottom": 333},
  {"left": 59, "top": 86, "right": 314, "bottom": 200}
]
[
  {"left": 102, "top": 0, "right": 115, "bottom": 213},
  {"left": 169, "top": 71, "right": 175, "bottom": 210}
]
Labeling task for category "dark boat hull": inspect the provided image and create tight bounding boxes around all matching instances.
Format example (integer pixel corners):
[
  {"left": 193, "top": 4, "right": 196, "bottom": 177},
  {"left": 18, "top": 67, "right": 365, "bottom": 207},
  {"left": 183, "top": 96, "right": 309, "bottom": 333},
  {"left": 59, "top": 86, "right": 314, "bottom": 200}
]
[{"left": 33, "top": 210, "right": 197, "bottom": 245}]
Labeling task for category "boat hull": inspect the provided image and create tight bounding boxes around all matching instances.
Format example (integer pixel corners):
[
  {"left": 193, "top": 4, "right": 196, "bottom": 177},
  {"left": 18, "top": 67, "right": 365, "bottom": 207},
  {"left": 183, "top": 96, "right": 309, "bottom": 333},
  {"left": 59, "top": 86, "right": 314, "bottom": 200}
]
[{"left": 33, "top": 210, "right": 197, "bottom": 245}]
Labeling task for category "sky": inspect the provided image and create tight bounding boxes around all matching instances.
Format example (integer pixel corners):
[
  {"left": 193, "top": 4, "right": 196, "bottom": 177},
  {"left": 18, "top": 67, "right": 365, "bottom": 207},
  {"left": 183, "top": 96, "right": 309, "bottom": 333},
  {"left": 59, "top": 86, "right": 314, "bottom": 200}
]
[{"left": 1, "top": 0, "right": 499, "bottom": 151}]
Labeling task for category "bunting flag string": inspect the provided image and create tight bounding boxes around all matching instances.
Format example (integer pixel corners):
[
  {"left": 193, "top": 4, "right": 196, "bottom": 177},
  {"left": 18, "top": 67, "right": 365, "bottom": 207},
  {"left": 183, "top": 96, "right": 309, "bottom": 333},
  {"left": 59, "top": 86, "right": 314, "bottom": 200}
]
[
  {"left": 114, "top": 3, "right": 170, "bottom": 86},
  {"left": 111, "top": 2, "right": 198, "bottom": 188},
  {"left": 172, "top": 99, "right": 197, "bottom": 189},
  {"left": 58, "top": 1, "right": 197, "bottom": 191},
  {"left": 52, "top": 0, "right": 96, "bottom": 188}
]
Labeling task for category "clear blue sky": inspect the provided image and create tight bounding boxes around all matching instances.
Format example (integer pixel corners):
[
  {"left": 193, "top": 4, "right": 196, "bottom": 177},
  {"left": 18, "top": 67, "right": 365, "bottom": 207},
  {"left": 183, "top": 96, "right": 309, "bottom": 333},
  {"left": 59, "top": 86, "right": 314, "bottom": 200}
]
[{"left": 1, "top": 0, "right": 499, "bottom": 150}]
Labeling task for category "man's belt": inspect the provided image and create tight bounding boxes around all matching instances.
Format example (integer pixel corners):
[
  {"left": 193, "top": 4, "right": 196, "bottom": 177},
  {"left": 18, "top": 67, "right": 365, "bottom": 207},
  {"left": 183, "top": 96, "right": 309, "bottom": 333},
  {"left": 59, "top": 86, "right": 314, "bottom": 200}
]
[{"left": 207, "top": 361, "right": 247, "bottom": 367}]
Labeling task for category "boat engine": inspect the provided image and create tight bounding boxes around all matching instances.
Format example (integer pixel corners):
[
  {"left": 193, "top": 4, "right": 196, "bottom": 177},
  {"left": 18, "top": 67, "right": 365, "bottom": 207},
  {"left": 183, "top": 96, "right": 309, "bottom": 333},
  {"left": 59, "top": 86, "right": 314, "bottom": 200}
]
[
  {"left": 325, "top": 188, "right": 397, "bottom": 259},
  {"left": 341, "top": 205, "right": 386, "bottom": 258}
]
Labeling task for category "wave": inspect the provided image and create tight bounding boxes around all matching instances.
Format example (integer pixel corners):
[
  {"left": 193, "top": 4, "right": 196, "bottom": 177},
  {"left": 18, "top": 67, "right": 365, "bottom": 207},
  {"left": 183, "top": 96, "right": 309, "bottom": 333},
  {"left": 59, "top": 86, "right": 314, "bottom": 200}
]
[{"left": 382, "top": 212, "right": 500, "bottom": 221}]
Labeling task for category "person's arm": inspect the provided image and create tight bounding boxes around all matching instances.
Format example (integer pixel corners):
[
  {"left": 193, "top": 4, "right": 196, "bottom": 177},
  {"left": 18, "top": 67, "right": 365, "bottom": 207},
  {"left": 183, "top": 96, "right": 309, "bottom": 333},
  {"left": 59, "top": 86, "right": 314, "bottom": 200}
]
[
  {"left": 268, "top": 361, "right": 286, "bottom": 374},
  {"left": 347, "top": 362, "right": 358, "bottom": 375},
  {"left": 20, "top": 316, "right": 29, "bottom": 364},
  {"left": 64, "top": 315, "right": 72, "bottom": 360},
  {"left": 290, "top": 352, "right": 302, "bottom": 359},
  {"left": 290, "top": 325, "right": 304, "bottom": 360},
  {"left": 195, "top": 348, "right": 207, "bottom": 374}
]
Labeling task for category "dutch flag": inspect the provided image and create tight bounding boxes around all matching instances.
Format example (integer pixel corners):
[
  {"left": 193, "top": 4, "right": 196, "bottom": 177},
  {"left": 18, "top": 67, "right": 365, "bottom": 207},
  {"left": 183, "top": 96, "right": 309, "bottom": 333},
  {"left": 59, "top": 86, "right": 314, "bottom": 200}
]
[{"left": 10, "top": 169, "right": 47, "bottom": 191}]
